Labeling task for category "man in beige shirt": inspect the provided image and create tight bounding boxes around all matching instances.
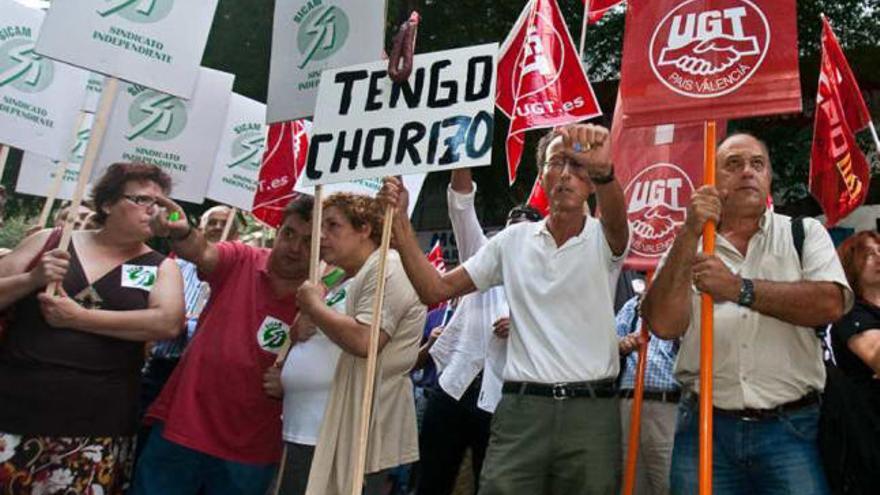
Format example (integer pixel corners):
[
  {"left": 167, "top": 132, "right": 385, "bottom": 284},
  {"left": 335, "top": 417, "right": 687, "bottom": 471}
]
[{"left": 642, "top": 133, "right": 852, "bottom": 495}]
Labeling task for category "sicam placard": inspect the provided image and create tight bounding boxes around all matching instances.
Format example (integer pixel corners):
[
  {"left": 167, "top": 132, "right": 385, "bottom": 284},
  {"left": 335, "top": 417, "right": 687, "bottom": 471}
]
[
  {"left": 16, "top": 113, "right": 95, "bottom": 201},
  {"left": 266, "top": 0, "right": 384, "bottom": 123},
  {"left": 35, "top": 0, "right": 219, "bottom": 98},
  {"left": 0, "top": 0, "right": 89, "bottom": 160},
  {"left": 93, "top": 67, "right": 234, "bottom": 204},
  {"left": 205, "top": 93, "right": 267, "bottom": 211},
  {"left": 299, "top": 43, "right": 497, "bottom": 187},
  {"left": 619, "top": 0, "right": 801, "bottom": 126}
]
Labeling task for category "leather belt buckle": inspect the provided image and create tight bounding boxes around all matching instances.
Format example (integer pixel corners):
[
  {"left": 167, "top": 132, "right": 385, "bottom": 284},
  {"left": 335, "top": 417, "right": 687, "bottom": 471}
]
[{"left": 552, "top": 383, "right": 570, "bottom": 400}]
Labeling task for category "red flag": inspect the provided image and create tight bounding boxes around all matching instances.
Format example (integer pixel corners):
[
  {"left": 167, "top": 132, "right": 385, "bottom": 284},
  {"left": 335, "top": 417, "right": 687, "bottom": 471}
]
[
  {"left": 497, "top": 0, "right": 602, "bottom": 184},
  {"left": 818, "top": 16, "right": 871, "bottom": 132},
  {"left": 619, "top": 0, "right": 801, "bottom": 126},
  {"left": 583, "top": 0, "right": 624, "bottom": 24},
  {"left": 252, "top": 120, "right": 311, "bottom": 228},
  {"left": 527, "top": 176, "right": 550, "bottom": 217},
  {"left": 809, "top": 18, "right": 871, "bottom": 227},
  {"left": 426, "top": 242, "right": 447, "bottom": 273},
  {"left": 426, "top": 242, "right": 447, "bottom": 310},
  {"left": 612, "top": 94, "right": 727, "bottom": 271}
]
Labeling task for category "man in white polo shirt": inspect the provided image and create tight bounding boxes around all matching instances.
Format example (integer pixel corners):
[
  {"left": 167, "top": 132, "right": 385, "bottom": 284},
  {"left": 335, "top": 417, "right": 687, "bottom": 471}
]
[{"left": 380, "top": 123, "right": 630, "bottom": 494}]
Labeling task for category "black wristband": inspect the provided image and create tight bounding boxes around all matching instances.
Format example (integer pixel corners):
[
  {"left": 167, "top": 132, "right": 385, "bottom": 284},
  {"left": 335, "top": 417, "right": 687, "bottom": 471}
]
[
  {"left": 169, "top": 224, "right": 194, "bottom": 242},
  {"left": 589, "top": 167, "right": 615, "bottom": 185}
]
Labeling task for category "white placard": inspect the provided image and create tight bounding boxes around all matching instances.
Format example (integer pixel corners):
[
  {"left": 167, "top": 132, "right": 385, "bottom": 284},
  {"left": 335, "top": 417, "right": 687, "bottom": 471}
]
[
  {"left": 295, "top": 174, "right": 426, "bottom": 220},
  {"left": 266, "top": 0, "right": 384, "bottom": 123},
  {"left": 81, "top": 71, "right": 104, "bottom": 113},
  {"left": 205, "top": 93, "right": 267, "bottom": 211},
  {"left": 0, "top": 0, "right": 89, "bottom": 160},
  {"left": 16, "top": 113, "right": 95, "bottom": 200},
  {"left": 93, "top": 67, "right": 234, "bottom": 204},
  {"left": 300, "top": 43, "right": 497, "bottom": 187},
  {"left": 35, "top": 0, "right": 219, "bottom": 98}
]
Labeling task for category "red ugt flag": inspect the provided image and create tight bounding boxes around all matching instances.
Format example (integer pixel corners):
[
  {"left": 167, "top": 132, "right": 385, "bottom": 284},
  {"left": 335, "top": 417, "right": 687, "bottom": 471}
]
[
  {"left": 611, "top": 93, "right": 727, "bottom": 271},
  {"left": 497, "top": 0, "right": 602, "bottom": 184},
  {"left": 583, "top": 0, "right": 625, "bottom": 24},
  {"left": 252, "top": 120, "right": 311, "bottom": 228},
  {"left": 426, "top": 242, "right": 447, "bottom": 273},
  {"left": 619, "top": 0, "right": 801, "bottom": 127},
  {"left": 809, "top": 17, "right": 871, "bottom": 227},
  {"left": 527, "top": 176, "right": 550, "bottom": 217}
]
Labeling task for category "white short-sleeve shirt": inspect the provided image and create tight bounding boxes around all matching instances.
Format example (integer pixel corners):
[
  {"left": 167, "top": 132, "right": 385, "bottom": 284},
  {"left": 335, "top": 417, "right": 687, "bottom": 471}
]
[{"left": 463, "top": 217, "right": 627, "bottom": 383}]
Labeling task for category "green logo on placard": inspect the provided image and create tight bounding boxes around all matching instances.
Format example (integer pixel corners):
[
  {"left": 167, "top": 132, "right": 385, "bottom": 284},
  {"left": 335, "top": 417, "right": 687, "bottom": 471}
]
[
  {"left": 97, "top": 0, "right": 174, "bottom": 23},
  {"left": 126, "top": 90, "right": 187, "bottom": 141},
  {"left": 295, "top": 4, "right": 349, "bottom": 69},
  {"left": 228, "top": 123, "right": 265, "bottom": 171},
  {"left": 257, "top": 317, "right": 289, "bottom": 353},
  {"left": 0, "top": 38, "right": 54, "bottom": 92}
]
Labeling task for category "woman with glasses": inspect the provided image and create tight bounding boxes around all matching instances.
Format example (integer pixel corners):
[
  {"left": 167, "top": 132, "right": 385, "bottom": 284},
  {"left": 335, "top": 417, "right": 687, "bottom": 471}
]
[{"left": 0, "top": 163, "right": 185, "bottom": 494}]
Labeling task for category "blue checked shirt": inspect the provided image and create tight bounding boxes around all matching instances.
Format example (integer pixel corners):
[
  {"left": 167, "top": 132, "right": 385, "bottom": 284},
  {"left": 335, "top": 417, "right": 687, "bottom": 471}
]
[
  {"left": 150, "top": 258, "right": 205, "bottom": 359},
  {"left": 616, "top": 296, "right": 680, "bottom": 392}
]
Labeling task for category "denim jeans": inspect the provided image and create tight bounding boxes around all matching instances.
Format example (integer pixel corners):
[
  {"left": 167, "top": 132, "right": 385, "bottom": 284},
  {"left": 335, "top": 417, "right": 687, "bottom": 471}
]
[
  {"left": 670, "top": 397, "right": 829, "bottom": 495},
  {"left": 131, "top": 423, "right": 277, "bottom": 495}
]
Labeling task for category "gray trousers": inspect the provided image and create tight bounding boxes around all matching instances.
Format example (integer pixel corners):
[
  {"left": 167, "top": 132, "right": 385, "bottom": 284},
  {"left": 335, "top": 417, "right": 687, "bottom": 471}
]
[
  {"left": 620, "top": 398, "right": 678, "bottom": 495},
  {"left": 478, "top": 393, "right": 621, "bottom": 495}
]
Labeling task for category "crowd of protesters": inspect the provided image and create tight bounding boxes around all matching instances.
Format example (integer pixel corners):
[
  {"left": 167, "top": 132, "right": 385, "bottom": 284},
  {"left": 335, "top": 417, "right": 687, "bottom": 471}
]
[{"left": 0, "top": 123, "right": 877, "bottom": 495}]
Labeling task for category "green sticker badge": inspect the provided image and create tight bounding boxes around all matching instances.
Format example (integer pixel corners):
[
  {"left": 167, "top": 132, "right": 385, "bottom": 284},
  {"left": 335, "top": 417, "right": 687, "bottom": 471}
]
[
  {"left": 121, "top": 264, "right": 158, "bottom": 291},
  {"left": 256, "top": 316, "right": 289, "bottom": 353}
]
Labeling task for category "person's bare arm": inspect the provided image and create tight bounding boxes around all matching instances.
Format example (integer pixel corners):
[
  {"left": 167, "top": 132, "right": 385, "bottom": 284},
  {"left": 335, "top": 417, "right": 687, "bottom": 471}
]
[
  {"left": 413, "top": 326, "right": 443, "bottom": 370},
  {"left": 558, "top": 124, "right": 629, "bottom": 256},
  {"left": 380, "top": 177, "right": 477, "bottom": 306},
  {"left": 0, "top": 229, "right": 69, "bottom": 310},
  {"left": 450, "top": 168, "right": 474, "bottom": 194},
  {"left": 296, "top": 280, "right": 390, "bottom": 357},
  {"left": 642, "top": 186, "right": 721, "bottom": 339},
  {"left": 151, "top": 196, "right": 220, "bottom": 274},
  {"left": 848, "top": 329, "right": 880, "bottom": 375},
  {"left": 38, "top": 258, "right": 185, "bottom": 341}
]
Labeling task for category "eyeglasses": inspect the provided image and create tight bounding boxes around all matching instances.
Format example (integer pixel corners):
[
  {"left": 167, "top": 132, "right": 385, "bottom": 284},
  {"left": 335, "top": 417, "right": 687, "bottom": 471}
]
[
  {"left": 122, "top": 194, "right": 159, "bottom": 208},
  {"left": 544, "top": 158, "right": 590, "bottom": 179}
]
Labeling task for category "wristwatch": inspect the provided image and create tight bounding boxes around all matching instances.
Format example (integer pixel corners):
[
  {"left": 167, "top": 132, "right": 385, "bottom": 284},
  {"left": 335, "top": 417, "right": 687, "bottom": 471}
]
[
  {"left": 589, "top": 166, "right": 615, "bottom": 185},
  {"left": 737, "top": 278, "right": 755, "bottom": 307}
]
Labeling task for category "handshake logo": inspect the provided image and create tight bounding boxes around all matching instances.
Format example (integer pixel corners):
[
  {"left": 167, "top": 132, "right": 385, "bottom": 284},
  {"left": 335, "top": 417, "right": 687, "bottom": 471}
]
[{"left": 649, "top": 0, "right": 769, "bottom": 98}]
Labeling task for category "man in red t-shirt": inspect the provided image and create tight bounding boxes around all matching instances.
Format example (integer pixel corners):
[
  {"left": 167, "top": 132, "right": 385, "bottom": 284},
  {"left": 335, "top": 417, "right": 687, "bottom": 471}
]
[{"left": 131, "top": 196, "right": 313, "bottom": 495}]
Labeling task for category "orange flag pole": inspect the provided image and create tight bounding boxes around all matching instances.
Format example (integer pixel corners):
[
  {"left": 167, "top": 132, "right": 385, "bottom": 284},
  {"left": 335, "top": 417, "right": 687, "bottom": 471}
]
[
  {"left": 699, "top": 120, "right": 717, "bottom": 495},
  {"left": 622, "top": 270, "right": 653, "bottom": 495}
]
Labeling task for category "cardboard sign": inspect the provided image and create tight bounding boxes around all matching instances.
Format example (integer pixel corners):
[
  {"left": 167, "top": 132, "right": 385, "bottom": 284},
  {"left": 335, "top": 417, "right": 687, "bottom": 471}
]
[
  {"left": 81, "top": 71, "right": 104, "bottom": 113},
  {"left": 619, "top": 0, "right": 801, "bottom": 126},
  {"left": 205, "top": 93, "right": 267, "bottom": 211},
  {"left": 0, "top": 0, "right": 89, "bottom": 160},
  {"left": 35, "top": 0, "right": 219, "bottom": 98},
  {"left": 93, "top": 67, "right": 234, "bottom": 204},
  {"left": 266, "top": 0, "right": 385, "bottom": 123},
  {"left": 295, "top": 173, "right": 427, "bottom": 220},
  {"left": 300, "top": 43, "right": 498, "bottom": 187},
  {"left": 16, "top": 113, "right": 95, "bottom": 200}
]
